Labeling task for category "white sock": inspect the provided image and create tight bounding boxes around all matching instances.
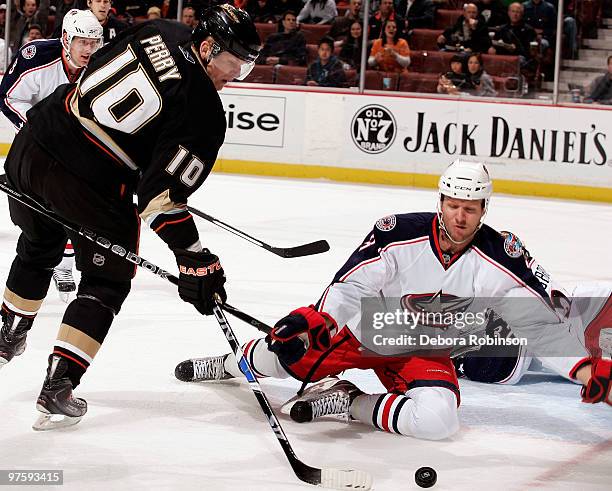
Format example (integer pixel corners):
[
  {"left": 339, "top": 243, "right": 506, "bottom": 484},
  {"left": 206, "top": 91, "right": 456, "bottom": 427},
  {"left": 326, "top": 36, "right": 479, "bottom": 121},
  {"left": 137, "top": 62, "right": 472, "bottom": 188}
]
[{"left": 223, "top": 338, "right": 290, "bottom": 379}]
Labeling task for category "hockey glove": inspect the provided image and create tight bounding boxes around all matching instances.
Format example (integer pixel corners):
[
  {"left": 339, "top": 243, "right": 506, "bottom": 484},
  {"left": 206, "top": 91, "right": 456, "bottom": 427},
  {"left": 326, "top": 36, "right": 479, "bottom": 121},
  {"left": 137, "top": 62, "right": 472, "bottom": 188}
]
[
  {"left": 570, "top": 357, "right": 611, "bottom": 405},
  {"left": 174, "top": 248, "right": 227, "bottom": 315},
  {"left": 268, "top": 306, "right": 336, "bottom": 366}
]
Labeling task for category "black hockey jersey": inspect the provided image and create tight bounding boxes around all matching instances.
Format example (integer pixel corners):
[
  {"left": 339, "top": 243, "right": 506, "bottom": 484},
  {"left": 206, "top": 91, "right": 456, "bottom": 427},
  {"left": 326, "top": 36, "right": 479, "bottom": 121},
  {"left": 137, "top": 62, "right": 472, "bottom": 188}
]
[{"left": 27, "top": 20, "right": 224, "bottom": 250}]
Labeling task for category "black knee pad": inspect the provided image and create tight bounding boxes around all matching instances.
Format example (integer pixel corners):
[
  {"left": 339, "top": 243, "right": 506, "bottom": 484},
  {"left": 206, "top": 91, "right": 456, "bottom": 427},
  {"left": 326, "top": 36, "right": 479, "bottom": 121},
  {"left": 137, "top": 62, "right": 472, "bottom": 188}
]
[{"left": 77, "top": 275, "right": 131, "bottom": 315}]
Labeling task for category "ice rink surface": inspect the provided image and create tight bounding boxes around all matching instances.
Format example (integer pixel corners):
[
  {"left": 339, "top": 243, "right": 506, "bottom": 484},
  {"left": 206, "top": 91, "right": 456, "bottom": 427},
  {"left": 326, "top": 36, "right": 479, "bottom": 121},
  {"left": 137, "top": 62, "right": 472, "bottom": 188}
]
[{"left": 0, "top": 173, "right": 610, "bottom": 490}]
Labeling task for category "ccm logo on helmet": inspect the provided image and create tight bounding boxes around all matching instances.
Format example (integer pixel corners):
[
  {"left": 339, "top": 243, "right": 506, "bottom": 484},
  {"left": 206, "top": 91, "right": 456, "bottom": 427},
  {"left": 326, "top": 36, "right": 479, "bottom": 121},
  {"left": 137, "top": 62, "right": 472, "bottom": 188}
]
[{"left": 180, "top": 261, "right": 222, "bottom": 276}]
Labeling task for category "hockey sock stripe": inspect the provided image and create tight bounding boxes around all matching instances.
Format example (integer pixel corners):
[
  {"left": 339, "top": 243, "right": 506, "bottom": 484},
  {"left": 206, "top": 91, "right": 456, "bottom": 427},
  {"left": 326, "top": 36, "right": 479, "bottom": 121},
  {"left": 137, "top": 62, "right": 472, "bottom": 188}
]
[
  {"left": 379, "top": 394, "right": 401, "bottom": 432},
  {"left": 3, "top": 288, "right": 43, "bottom": 316},
  {"left": 371, "top": 393, "right": 388, "bottom": 431},
  {"left": 243, "top": 338, "right": 266, "bottom": 378},
  {"left": 1, "top": 302, "right": 37, "bottom": 319},
  {"left": 53, "top": 348, "right": 89, "bottom": 370},
  {"left": 391, "top": 396, "right": 409, "bottom": 435}
]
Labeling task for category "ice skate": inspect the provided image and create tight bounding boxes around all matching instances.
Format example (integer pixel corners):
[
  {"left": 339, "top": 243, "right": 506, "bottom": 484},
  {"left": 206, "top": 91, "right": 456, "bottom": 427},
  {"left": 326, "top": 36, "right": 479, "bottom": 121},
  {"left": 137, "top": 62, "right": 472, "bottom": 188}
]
[
  {"left": 52, "top": 268, "right": 76, "bottom": 303},
  {"left": 281, "top": 377, "right": 364, "bottom": 423},
  {"left": 32, "top": 355, "right": 87, "bottom": 431},
  {"left": 0, "top": 308, "right": 32, "bottom": 368},
  {"left": 175, "top": 354, "right": 233, "bottom": 382}
]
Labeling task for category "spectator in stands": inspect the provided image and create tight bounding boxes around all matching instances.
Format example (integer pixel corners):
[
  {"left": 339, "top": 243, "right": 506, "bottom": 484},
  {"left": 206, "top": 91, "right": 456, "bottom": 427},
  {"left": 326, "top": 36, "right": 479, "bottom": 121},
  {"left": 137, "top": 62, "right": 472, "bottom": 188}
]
[
  {"left": 273, "top": 0, "right": 303, "bottom": 21},
  {"left": 257, "top": 10, "right": 307, "bottom": 66},
  {"left": 297, "top": 0, "right": 337, "bottom": 25},
  {"left": 437, "top": 53, "right": 469, "bottom": 94},
  {"left": 328, "top": 0, "right": 362, "bottom": 42},
  {"left": 522, "top": 0, "right": 555, "bottom": 50},
  {"left": 181, "top": 4, "right": 197, "bottom": 27},
  {"left": 369, "top": 0, "right": 403, "bottom": 39},
  {"left": 396, "top": 0, "right": 435, "bottom": 31},
  {"left": 475, "top": 0, "right": 507, "bottom": 29},
  {"left": 0, "top": 4, "right": 6, "bottom": 38},
  {"left": 11, "top": 0, "right": 49, "bottom": 51},
  {"left": 305, "top": 36, "right": 347, "bottom": 86},
  {"left": 464, "top": 53, "right": 497, "bottom": 96},
  {"left": 25, "top": 21, "right": 42, "bottom": 41},
  {"left": 490, "top": 3, "right": 536, "bottom": 61},
  {"left": 147, "top": 6, "right": 161, "bottom": 19},
  {"left": 88, "top": 0, "right": 128, "bottom": 43},
  {"left": 560, "top": 0, "right": 578, "bottom": 59},
  {"left": 246, "top": 0, "right": 277, "bottom": 24},
  {"left": 437, "top": 3, "right": 491, "bottom": 53},
  {"left": 585, "top": 55, "right": 612, "bottom": 105},
  {"left": 368, "top": 18, "right": 410, "bottom": 72},
  {"left": 339, "top": 20, "right": 366, "bottom": 69}
]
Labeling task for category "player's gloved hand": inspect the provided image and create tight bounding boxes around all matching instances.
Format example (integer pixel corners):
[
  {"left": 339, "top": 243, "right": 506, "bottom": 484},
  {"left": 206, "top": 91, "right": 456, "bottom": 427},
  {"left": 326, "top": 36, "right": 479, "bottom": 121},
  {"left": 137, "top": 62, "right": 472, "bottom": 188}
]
[
  {"left": 570, "top": 357, "right": 611, "bottom": 405},
  {"left": 268, "top": 306, "right": 337, "bottom": 366},
  {"left": 174, "top": 248, "right": 227, "bottom": 315}
]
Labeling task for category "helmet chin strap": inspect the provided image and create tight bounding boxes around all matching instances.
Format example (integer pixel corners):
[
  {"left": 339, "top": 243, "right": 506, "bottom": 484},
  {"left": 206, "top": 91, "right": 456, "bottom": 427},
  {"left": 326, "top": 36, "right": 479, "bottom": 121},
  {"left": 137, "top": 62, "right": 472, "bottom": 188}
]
[{"left": 436, "top": 199, "right": 487, "bottom": 246}]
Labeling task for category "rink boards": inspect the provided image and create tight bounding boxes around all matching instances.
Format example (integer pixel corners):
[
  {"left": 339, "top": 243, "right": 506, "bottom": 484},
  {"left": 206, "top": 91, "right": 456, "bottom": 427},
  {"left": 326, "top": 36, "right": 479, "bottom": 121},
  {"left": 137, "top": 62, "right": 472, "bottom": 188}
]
[{"left": 0, "top": 85, "right": 610, "bottom": 202}]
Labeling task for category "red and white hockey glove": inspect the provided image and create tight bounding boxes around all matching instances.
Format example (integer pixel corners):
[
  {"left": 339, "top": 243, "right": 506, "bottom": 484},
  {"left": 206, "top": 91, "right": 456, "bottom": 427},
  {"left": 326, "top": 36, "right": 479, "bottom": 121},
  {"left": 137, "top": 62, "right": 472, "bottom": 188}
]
[
  {"left": 570, "top": 357, "right": 612, "bottom": 405},
  {"left": 268, "top": 306, "right": 337, "bottom": 366}
]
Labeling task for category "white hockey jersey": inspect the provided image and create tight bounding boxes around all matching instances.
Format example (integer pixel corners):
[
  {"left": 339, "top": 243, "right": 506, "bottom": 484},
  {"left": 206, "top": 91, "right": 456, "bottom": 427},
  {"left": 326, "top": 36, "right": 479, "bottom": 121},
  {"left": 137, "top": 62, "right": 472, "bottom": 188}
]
[
  {"left": 0, "top": 39, "right": 83, "bottom": 131},
  {"left": 316, "top": 212, "right": 590, "bottom": 378}
]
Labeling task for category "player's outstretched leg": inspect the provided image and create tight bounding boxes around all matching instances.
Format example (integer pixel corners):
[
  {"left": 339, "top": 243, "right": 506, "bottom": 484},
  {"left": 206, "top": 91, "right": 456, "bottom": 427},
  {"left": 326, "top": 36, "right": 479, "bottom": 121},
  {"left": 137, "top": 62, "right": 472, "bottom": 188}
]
[
  {"left": 282, "top": 377, "right": 364, "bottom": 422},
  {"left": 52, "top": 242, "right": 76, "bottom": 303},
  {"left": 175, "top": 354, "right": 234, "bottom": 382},
  {"left": 175, "top": 338, "right": 290, "bottom": 382},
  {"left": 33, "top": 354, "right": 88, "bottom": 431}
]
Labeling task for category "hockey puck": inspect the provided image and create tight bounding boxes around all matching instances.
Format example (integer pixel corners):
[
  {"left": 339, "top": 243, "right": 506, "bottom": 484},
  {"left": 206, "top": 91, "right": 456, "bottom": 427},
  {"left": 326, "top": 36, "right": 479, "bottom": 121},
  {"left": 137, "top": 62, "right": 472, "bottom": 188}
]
[
  {"left": 415, "top": 467, "right": 437, "bottom": 488},
  {"left": 289, "top": 401, "right": 313, "bottom": 423}
]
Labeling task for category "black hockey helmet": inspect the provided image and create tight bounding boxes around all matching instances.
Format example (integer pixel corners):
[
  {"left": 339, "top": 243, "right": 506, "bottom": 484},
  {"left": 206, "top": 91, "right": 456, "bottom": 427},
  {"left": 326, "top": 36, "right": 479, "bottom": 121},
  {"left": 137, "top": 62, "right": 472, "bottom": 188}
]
[{"left": 192, "top": 4, "right": 261, "bottom": 65}]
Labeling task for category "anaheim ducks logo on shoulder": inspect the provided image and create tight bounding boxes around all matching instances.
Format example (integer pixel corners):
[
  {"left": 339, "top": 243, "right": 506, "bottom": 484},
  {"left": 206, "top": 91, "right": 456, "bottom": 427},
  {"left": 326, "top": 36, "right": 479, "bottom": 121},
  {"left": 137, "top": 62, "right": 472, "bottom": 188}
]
[
  {"left": 375, "top": 215, "right": 396, "bottom": 232},
  {"left": 400, "top": 291, "right": 474, "bottom": 329}
]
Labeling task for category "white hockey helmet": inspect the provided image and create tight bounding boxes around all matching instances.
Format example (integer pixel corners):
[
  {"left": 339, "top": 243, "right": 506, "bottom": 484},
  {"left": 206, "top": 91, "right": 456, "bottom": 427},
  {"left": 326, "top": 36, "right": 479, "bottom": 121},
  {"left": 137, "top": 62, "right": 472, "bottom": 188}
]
[
  {"left": 437, "top": 159, "right": 493, "bottom": 244},
  {"left": 62, "top": 9, "right": 103, "bottom": 62},
  {"left": 438, "top": 159, "right": 493, "bottom": 201}
]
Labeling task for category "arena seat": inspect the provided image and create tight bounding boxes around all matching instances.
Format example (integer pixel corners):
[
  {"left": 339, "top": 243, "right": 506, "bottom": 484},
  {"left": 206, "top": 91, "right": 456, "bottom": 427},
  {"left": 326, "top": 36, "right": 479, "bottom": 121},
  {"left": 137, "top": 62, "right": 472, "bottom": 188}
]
[
  {"left": 398, "top": 72, "right": 440, "bottom": 93},
  {"left": 435, "top": 9, "right": 463, "bottom": 29},
  {"left": 275, "top": 65, "right": 307, "bottom": 85},
  {"left": 364, "top": 70, "right": 399, "bottom": 90},
  {"left": 255, "top": 22, "right": 278, "bottom": 42},
  {"left": 409, "top": 29, "right": 443, "bottom": 51},
  {"left": 300, "top": 24, "right": 331, "bottom": 44},
  {"left": 242, "top": 65, "right": 275, "bottom": 84}
]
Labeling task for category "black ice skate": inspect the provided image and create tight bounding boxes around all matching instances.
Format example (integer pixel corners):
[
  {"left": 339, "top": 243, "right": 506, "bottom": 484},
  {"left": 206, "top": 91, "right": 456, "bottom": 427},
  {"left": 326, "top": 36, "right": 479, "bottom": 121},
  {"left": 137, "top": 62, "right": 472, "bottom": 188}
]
[
  {"left": 175, "top": 354, "right": 234, "bottom": 382},
  {"left": 52, "top": 268, "right": 76, "bottom": 303},
  {"left": 282, "top": 377, "right": 364, "bottom": 423},
  {"left": 0, "top": 308, "right": 33, "bottom": 368},
  {"left": 32, "top": 355, "right": 87, "bottom": 431}
]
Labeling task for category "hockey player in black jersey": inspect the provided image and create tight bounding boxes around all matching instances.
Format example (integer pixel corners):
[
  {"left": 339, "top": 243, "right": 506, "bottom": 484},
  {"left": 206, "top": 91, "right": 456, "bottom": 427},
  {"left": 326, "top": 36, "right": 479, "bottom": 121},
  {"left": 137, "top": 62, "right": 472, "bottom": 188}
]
[
  {"left": 0, "top": 5, "right": 261, "bottom": 430},
  {"left": 0, "top": 9, "right": 103, "bottom": 302}
]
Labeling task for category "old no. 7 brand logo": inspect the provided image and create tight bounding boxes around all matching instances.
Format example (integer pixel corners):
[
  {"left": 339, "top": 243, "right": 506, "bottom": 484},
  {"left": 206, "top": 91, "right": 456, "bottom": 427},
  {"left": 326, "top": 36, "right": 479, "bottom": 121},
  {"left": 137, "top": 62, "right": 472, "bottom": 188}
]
[{"left": 351, "top": 105, "right": 397, "bottom": 154}]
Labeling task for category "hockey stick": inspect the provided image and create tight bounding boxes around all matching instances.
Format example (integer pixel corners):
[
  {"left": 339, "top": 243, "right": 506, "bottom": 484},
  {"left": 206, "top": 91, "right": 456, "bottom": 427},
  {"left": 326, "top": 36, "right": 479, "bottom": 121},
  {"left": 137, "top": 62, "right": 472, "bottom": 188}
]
[
  {"left": 187, "top": 206, "right": 330, "bottom": 258},
  {"left": 0, "top": 179, "right": 372, "bottom": 490}
]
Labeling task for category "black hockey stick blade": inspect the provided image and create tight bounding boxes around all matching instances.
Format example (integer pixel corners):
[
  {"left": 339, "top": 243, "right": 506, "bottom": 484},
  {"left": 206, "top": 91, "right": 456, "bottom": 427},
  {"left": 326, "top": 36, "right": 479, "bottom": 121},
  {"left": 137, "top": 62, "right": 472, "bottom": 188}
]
[
  {"left": 268, "top": 239, "right": 330, "bottom": 258},
  {"left": 187, "top": 205, "right": 330, "bottom": 258}
]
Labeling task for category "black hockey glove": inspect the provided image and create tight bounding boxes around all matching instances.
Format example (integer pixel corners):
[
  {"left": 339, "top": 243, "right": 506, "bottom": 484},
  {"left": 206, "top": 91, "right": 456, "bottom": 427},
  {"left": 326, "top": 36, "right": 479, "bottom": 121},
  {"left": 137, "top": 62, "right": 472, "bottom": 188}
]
[
  {"left": 570, "top": 357, "right": 612, "bottom": 405},
  {"left": 174, "top": 248, "right": 227, "bottom": 315}
]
